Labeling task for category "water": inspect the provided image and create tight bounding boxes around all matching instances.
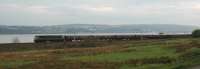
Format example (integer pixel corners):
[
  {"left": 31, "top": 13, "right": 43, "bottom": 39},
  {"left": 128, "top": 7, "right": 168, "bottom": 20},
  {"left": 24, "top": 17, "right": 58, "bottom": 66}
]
[
  {"left": 0, "top": 33, "right": 189, "bottom": 44},
  {"left": 0, "top": 34, "right": 35, "bottom": 43}
]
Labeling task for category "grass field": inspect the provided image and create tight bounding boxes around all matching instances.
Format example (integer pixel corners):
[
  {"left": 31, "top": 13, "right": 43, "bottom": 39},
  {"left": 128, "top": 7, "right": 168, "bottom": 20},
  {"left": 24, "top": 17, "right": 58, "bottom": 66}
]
[{"left": 0, "top": 38, "right": 200, "bottom": 69}]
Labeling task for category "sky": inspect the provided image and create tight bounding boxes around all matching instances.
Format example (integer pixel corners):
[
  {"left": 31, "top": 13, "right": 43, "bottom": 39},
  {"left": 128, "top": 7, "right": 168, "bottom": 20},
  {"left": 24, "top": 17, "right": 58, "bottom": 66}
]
[{"left": 0, "top": 0, "right": 200, "bottom": 26}]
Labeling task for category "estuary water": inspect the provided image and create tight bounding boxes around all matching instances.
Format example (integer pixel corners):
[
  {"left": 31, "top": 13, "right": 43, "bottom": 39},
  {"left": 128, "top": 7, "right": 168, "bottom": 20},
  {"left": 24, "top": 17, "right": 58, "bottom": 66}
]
[{"left": 0, "top": 34, "right": 35, "bottom": 43}]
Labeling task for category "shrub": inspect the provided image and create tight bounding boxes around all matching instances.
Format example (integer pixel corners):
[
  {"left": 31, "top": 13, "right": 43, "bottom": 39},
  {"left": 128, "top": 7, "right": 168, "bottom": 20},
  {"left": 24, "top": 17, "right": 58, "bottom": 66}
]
[
  {"left": 192, "top": 29, "right": 200, "bottom": 37},
  {"left": 173, "top": 48, "right": 200, "bottom": 69},
  {"left": 181, "top": 48, "right": 200, "bottom": 60}
]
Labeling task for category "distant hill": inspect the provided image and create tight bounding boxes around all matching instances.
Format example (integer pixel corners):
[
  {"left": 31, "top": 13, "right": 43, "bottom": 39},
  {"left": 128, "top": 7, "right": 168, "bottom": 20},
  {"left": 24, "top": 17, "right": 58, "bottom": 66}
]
[{"left": 0, "top": 24, "right": 199, "bottom": 34}]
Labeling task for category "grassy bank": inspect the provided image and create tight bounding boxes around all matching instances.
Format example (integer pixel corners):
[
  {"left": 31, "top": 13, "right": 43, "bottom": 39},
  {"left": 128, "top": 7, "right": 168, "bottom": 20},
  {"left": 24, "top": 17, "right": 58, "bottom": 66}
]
[{"left": 0, "top": 38, "right": 200, "bottom": 69}]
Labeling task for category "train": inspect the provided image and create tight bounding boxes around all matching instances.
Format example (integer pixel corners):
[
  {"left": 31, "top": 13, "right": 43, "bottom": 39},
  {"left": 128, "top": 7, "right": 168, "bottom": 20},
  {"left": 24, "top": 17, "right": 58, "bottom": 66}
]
[{"left": 34, "top": 34, "right": 191, "bottom": 43}]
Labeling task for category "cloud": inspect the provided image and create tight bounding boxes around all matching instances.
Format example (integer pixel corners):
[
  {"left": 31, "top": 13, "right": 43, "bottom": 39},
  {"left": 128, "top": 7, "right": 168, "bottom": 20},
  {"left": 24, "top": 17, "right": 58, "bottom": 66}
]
[
  {"left": 25, "top": 5, "right": 49, "bottom": 14},
  {"left": 0, "top": 4, "right": 20, "bottom": 11},
  {"left": 0, "top": 0, "right": 200, "bottom": 26},
  {"left": 82, "top": 5, "right": 114, "bottom": 12},
  {"left": 0, "top": 4, "right": 59, "bottom": 15},
  {"left": 192, "top": 4, "right": 200, "bottom": 11}
]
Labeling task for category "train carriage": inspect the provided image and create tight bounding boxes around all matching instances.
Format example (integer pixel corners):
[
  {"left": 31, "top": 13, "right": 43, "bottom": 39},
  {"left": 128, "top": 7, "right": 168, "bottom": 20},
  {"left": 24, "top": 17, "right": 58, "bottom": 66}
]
[{"left": 34, "top": 34, "right": 191, "bottom": 43}]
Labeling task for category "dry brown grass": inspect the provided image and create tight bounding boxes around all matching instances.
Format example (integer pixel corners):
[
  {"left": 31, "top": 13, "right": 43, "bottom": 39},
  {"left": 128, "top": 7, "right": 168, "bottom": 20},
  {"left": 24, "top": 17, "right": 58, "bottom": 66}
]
[{"left": 169, "top": 39, "right": 200, "bottom": 53}]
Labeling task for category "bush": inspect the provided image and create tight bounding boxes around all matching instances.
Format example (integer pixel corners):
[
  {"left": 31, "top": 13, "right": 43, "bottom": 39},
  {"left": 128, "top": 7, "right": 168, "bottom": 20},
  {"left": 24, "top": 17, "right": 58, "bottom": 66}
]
[
  {"left": 181, "top": 48, "right": 200, "bottom": 60},
  {"left": 174, "top": 48, "right": 200, "bottom": 69},
  {"left": 192, "top": 29, "right": 200, "bottom": 37}
]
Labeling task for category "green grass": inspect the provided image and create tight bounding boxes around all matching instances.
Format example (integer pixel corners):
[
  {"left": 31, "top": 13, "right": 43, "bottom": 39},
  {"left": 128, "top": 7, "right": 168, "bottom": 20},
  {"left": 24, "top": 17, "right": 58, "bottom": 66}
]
[
  {"left": 0, "top": 60, "right": 35, "bottom": 69},
  {"left": 63, "top": 45, "right": 178, "bottom": 62},
  {"left": 120, "top": 64, "right": 175, "bottom": 69}
]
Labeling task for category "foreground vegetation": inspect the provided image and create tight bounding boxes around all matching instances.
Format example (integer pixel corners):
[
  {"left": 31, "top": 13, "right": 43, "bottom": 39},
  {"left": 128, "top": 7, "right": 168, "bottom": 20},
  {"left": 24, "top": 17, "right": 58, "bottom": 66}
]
[{"left": 0, "top": 38, "right": 200, "bottom": 69}]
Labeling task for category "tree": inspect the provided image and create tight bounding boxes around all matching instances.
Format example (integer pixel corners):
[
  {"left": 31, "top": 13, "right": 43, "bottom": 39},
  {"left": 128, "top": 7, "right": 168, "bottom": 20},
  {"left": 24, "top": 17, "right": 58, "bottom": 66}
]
[{"left": 192, "top": 29, "right": 200, "bottom": 37}]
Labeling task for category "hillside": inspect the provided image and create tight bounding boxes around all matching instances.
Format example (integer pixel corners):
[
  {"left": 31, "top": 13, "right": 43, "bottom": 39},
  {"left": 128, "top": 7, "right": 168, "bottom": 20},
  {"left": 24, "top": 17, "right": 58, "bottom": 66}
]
[
  {"left": 0, "top": 38, "right": 200, "bottom": 69},
  {"left": 0, "top": 24, "right": 198, "bottom": 34}
]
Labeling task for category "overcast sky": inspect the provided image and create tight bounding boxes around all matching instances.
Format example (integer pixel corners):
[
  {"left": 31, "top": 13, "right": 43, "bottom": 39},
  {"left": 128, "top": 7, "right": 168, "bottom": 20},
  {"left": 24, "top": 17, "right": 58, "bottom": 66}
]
[{"left": 0, "top": 0, "right": 200, "bottom": 26}]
